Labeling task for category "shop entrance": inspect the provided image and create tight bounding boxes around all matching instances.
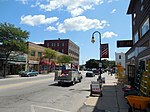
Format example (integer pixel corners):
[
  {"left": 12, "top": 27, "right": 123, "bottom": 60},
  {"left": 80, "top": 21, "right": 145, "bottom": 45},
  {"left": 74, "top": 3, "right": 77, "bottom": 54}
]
[{"left": 127, "top": 65, "right": 135, "bottom": 86}]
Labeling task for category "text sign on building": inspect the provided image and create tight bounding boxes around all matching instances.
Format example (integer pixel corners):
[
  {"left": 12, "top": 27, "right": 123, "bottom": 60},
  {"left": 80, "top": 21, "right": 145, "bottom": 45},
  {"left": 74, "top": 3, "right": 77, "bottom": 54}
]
[
  {"left": 100, "top": 43, "right": 109, "bottom": 58},
  {"left": 117, "top": 40, "right": 133, "bottom": 47}
]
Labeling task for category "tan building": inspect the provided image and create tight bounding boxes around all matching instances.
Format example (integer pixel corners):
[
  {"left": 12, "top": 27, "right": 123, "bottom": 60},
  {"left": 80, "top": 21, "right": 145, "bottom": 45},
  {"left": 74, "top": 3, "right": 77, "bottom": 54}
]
[{"left": 27, "top": 42, "right": 51, "bottom": 74}]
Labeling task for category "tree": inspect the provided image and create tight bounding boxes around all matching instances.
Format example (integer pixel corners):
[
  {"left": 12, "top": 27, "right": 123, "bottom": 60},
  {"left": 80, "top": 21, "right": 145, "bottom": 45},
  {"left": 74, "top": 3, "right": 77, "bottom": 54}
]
[
  {"left": 43, "top": 48, "right": 58, "bottom": 72},
  {"left": 0, "top": 22, "right": 29, "bottom": 77},
  {"left": 85, "top": 59, "right": 99, "bottom": 69},
  {"left": 44, "top": 48, "right": 57, "bottom": 61},
  {"left": 57, "top": 55, "right": 73, "bottom": 64}
]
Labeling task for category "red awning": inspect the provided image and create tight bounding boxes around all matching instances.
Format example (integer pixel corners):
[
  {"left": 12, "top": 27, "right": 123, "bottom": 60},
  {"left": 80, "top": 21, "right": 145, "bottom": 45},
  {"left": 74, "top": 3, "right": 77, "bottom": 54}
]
[{"left": 40, "top": 60, "right": 51, "bottom": 65}]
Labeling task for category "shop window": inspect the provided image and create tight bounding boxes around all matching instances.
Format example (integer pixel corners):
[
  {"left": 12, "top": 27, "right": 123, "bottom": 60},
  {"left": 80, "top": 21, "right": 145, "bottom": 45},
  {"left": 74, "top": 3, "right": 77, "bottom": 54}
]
[
  {"left": 38, "top": 52, "right": 42, "bottom": 58},
  {"left": 119, "top": 55, "right": 121, "bottom": 59},
  {"left": 139, "top": 61, "right": 145, "bottom": 71},
  {"left": 141, "top": 18, "right": 149, "bottom": 37},
  {"left": 31, "top": 50, "right": 35, "bottom": 56}
]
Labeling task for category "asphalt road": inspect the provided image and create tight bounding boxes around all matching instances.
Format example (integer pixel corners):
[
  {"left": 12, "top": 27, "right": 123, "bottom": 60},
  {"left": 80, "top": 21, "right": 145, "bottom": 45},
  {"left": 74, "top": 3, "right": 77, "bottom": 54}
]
[{"left": 0, "top": 71, "right": 98, "bottom": 112}]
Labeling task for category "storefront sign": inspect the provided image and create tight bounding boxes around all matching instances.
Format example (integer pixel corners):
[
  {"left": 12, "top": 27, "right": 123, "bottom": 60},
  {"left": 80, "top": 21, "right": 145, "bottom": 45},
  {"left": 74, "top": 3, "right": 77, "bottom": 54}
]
[
  {"left": 117, "top": 40, "right": 133, "bottom": 47},
  {"left": 29, "top": 60, "right": 39, "bottom": 64}
]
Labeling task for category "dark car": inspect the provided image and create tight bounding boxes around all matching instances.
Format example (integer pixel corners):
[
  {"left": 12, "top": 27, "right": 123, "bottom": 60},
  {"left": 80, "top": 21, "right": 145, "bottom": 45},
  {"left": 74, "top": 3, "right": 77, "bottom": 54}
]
[
  {"left": 19, "top": 70, "right": 38, "bottom": 77},
  {"left": 93, "top": 70, "right": 99, "bottom": 75},
  {"left": 86, "top": 71, "right": 95, "bottom": 77},
  {"left": 101, "top": 77, "right": 105, "bottom": 83}
]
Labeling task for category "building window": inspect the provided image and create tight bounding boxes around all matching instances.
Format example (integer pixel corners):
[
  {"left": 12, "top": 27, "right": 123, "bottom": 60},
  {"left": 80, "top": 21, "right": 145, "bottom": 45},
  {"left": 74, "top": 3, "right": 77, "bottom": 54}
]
[
  {"left": 57, "top": 43, "right": 59, "bottom": 46},
  {"left": 141, "top": 0, "right": 143, "bottom": 3},
  {"left": 51, "top": 43, "right": 53, "bottom": 46},
  {"left": 47, "top": 43, "right": 49, "bottom": 47},
  {"left": 133, "top": 13, "right": 136, "bottom": 18},
  {"left": 119, "top": 55, "right": 121, "bottom": 59},
  {"left": 141, "top": 5, "right": 144, "bottom": 12},
  {"left": 62, "top": 43, "right": 64, "bottom": 46},
  {"left": 134, "top": 31, "right": 139, "bottom": 43},
  {"left": 53, "top": 43, "right": 56, "bottom": 46},
  {"left": 31, "top": 50, "right": 35, "bottom": 56},
  {"left": 141, "top": 18, "right": 149, "bottom": 37},
  {"left": 62, "top": 49, "right": 64, "bottom": 53},
  {"left": 38, "top": 52, "right": 42, "bottom": 58},
  {"left": 133, "top": 20, "right": 135, "bottom": 26}
]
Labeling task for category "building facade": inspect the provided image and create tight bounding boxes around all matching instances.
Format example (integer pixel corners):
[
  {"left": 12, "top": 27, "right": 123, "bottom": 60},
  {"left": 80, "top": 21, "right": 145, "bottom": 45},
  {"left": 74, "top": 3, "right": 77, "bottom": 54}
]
[
  {"left": 44, "top": 39, "right": 80, "bottom": 65},
  {"left": 0, "top": 53, "right": 27, "bottom": 76},
  {"left": 115, "top": 52, "right": 125, "bottom": 69},
  {"left": 126, "top": 0, "right": 150, "bottom": 96},
  {"left": 27, "top": 42, "right": 55, "bottom": 74}
]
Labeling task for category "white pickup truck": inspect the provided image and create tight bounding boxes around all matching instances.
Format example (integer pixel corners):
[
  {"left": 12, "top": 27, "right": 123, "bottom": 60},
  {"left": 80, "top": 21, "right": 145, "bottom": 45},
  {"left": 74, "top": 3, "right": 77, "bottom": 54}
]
[{"left": 54, "top": 69, "right": 82, "bottom": 85}]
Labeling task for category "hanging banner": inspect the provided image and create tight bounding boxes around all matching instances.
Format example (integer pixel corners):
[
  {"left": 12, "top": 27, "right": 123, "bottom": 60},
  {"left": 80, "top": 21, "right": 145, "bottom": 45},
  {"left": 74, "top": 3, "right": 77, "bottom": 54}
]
[{"left": 101, "top": 43, "right": 109, "bottom": 58}]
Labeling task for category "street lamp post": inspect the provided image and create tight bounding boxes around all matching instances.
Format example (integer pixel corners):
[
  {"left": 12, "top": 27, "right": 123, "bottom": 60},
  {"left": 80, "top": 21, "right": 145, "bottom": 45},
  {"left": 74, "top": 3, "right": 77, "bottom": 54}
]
[{"left": 91, "top": 31, "right": 102, "bottom": 78}]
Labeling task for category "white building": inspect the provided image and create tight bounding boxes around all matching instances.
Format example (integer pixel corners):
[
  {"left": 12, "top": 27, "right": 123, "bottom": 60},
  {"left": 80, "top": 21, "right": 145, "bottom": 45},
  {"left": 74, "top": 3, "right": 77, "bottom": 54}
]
[{"left": 115, "top": 52, "right": 125, "bottom": 69}]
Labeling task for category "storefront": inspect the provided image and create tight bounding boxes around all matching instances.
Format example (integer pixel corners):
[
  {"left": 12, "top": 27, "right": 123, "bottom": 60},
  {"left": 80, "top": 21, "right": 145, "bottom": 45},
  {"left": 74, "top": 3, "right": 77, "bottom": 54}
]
[
  {"left": 28, "top": 60, "right": 39, "bottom": 72},
  {"left": 126, "top": 36, "right": 150, "bottom": 96}
]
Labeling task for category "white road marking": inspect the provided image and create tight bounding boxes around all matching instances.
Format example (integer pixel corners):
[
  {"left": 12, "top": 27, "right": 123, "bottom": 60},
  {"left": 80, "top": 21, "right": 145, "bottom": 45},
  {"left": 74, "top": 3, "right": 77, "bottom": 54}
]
[
  {"left": 31, "top": 105, "right": 71, "bottom": 112},
  {"left": 31, "top": 105, "right": 36, "bottom": 112}
]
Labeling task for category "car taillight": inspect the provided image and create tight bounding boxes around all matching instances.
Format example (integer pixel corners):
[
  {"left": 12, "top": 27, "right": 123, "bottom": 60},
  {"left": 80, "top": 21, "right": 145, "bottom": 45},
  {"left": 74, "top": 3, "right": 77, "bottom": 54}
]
[{"left": 60, "top": 73, "right": 68, "bottom": 77}]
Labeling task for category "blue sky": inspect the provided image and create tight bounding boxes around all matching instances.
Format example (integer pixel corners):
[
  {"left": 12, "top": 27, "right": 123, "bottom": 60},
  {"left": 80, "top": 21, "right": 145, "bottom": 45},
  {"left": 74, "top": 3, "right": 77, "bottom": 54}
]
[{"left": 0, "top": 0, "right": 131, "bottom": 64}]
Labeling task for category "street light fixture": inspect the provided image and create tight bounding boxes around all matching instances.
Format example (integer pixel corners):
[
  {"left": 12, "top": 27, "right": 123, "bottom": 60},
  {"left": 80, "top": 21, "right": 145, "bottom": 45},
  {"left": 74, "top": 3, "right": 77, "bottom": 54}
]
[{"left": 91, "top": 31, "right": 102, "bottom": 78}]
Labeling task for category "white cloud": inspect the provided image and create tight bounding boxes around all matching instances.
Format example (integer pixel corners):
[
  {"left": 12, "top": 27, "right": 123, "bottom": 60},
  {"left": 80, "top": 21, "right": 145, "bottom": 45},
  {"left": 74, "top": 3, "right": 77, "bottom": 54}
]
[
  {"left": 39, "top": 0, "right": 103, "bottom": 17},
  {"left": 107, "top": 0, "right": 119, "bottom": 3},
  {"left": 33, "top": 41, "right": 44, "bottom": 44},
  {"left": 57, "top": 16, "right": 108, "bottom": 33},
  {"left": 102, "top": 31, "right": 118, "bottom": 38},
  {"left": 16, "top": 0, "right": 28, "bottom": 4},
  {"left": 110, "top": 9, "right": 116, "bottom": 14},
  {"left": 46, "top": 26, "right": 57, "bottom": 31},
  {"left": 20, "top": 15, "right": 59, "bottom": 26}
]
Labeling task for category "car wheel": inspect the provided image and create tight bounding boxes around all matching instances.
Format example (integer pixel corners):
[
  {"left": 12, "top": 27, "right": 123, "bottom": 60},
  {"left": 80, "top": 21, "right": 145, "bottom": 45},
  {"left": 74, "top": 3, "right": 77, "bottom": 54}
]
[
  {"left": 79, "top": 78, "right": 81, "bottom": 82},
  {"left": 100, "top": 92, "right": 103, "bottom": 97},
  {"left": 71, "top": 79, "right": 76, "bottom": 85}
]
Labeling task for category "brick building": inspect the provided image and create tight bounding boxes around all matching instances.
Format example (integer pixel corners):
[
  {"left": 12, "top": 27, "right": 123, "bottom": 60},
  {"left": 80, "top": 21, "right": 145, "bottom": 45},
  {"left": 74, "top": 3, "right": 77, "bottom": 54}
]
[{"left": 44, "top": 39, "right": 80, "bottom": 66}]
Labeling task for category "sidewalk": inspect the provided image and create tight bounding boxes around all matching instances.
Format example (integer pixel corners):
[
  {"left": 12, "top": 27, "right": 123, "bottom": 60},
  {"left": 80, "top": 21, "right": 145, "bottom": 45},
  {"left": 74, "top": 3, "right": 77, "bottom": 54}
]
[{"left": 78, "top": 73, "right": 129, "bottom": 112}]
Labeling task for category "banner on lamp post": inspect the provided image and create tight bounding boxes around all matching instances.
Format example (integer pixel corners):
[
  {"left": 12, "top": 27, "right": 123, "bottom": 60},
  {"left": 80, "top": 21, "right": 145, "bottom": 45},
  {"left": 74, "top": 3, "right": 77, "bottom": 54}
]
[{"left": 100, "top": 43, "right": 109, "bottom": 58}]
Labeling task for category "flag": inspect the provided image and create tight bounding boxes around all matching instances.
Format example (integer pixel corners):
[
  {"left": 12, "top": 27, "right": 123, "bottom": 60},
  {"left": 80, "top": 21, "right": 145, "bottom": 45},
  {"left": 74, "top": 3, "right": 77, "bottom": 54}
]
[{"left": 100, "top": 44, "right": 109, "bottom": 58}]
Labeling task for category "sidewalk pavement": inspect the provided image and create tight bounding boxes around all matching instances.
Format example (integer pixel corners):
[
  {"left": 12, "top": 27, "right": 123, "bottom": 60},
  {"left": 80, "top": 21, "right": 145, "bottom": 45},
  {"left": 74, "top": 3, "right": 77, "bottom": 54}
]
[{"left": 78, "top": 73, "right": 129, "bottom": 112}]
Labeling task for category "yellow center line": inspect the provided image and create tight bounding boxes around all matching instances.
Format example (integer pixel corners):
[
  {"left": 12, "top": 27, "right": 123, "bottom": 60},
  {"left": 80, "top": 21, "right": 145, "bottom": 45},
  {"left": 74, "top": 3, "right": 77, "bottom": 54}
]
[{"left": 0, "top": 78, "right": 51, "bottom": 89}]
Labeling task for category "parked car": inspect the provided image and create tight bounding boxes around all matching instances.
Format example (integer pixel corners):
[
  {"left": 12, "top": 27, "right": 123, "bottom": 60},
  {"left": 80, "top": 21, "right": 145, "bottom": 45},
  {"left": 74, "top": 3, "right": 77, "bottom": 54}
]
[
  {"left": 19, "top": 70, "right": 38, "bottom": 77},
  {"left": 86, "top": 71, "right": 95, "bottom": 77}
]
